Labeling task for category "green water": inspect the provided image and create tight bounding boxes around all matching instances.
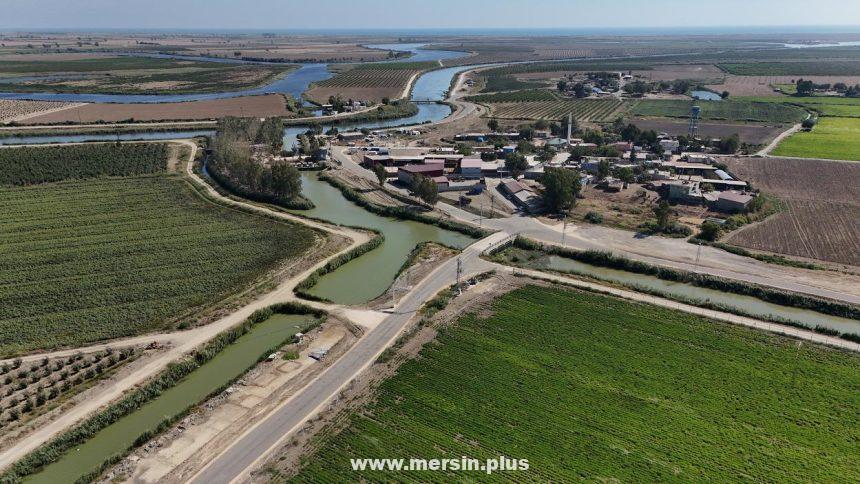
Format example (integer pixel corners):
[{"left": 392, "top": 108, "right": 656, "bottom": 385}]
[
  {"left": 26, "top": 314, "right": 311, "bottom": 484},
  {"left": 293, "top": 173, "right": 474, "bottom": 305},
  {"left": 539, "top": 254, "right": 860, "bottom": 334}
]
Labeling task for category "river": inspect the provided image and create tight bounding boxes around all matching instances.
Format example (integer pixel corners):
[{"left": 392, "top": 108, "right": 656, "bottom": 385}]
[
  {"left": 24, "top": 313, "right": 313, "bottom": 484},
  {"left": 0, "top": 43, "right": 466, "bottom": 104}
]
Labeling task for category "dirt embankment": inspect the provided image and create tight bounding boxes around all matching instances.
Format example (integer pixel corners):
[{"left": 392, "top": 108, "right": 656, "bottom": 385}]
[{"left": 22, "top": 94, "right": 295, "bottom": 124}]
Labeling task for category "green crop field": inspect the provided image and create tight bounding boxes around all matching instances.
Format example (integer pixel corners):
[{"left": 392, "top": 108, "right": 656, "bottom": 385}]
[
  {"left": 0, "top": 56, "right": 292, "bottom": 95},
  {"left": 0, "top": 145, "right": 316, "bottom": 356},
  {"left": 739, "top": 95, "right": 860, "bottom": 117},
  {"left": 631, "top": 99, "right": 807, "bottom": 123},
  {"left": 291, "top": 285, "right": 860, "bottom": 482},
  {"left": 773, "top": 117, "right": 860, "bottom": 161}
]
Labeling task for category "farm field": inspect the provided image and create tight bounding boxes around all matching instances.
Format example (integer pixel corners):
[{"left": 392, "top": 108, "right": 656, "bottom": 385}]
[
  {"left": 724, "top": 156, "right": 860, "bottom": 266},
  {"left": 707, "top": 75, "right": 860, "bottom": 97},
  {"left": 291, "top": 285, "right": 860, "bottom": 482},
  {"left": 469, "top": 91, "right": 626, "bottom": 122},
  {"left": 0, "top": 56, "right": 294, "bottom": 95},
  {"left": 772, "top": 117, "right": 860, "bottom": 160},
  {"left": 20, "top": 94, "right": 296, "bottom": 124},
  {"left": 629, "top": 117, "right": 785, "bottom": 145},
  {"left": 0, "top": 145, "right": 316, "bottom": 355},
  {"left": 717, "top": 61, "right": 860, "bottom": 76},
  {"left": 630, "top": 99, "right": 807, "bottom": 123},
  {"left": 304, "top": 61, "right": 436, "bottom": 104},
  {"left": 0, "top": 100, "right": 81, "bottom": 123},
  {"left": 738, "top": 95, "right": 860, "bottom": 118}
]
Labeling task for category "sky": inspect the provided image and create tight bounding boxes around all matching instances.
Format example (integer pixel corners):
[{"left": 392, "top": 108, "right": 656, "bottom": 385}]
[{"left": 1, "top": 0, "right": 860, "bottom": 32}]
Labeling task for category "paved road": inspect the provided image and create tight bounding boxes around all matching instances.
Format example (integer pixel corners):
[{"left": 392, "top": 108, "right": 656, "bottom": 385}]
[
  {"left": 439, "top": 203, "right": 860, "bottom": 304},
  {"left": 189, "top": 233, "right": 504, "bottom": 484}
]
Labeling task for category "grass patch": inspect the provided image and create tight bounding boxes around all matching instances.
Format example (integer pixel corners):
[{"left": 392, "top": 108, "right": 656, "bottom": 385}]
[
  {"left": 292, "top": 285, "right": 860, "bottom": 482},
  {"left": 773, "top": 117, "right": 860, "bottom": 160}
]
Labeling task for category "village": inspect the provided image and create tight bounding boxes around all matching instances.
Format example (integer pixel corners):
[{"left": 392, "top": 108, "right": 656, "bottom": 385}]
[{"left": 310, "top": 117, "right": 757, "bottom": 237}]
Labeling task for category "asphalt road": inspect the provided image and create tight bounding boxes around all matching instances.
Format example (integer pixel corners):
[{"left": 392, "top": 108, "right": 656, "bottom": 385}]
[{"left": 190, "top": 234, "right": 503, "bottom": 484}]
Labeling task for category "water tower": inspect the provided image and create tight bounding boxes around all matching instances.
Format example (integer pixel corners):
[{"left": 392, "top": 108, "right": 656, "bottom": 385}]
[{"left": 689, "top": 105, "right": 701, "bottom": 137}]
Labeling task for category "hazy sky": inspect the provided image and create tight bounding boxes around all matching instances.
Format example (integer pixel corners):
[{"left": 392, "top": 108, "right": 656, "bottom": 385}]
[{"left": 2, "top": 0, "right": 859, "bottom": 31}]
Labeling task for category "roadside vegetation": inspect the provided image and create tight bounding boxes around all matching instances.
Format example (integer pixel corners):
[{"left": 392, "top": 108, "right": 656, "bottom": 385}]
[
  {"left": 291, "top": 285, "right": 860, "bottom": 482},
  {"left": 0, "top": 143, "right": 316, "bottom": 355}
]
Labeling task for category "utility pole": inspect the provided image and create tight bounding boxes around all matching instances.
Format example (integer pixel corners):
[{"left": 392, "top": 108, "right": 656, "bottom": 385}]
[
  {"left": 694, "top": 241, "right": 702, "bottom": 273},
  {"left": 456, "top": 256, "right": 463, "bottom": 294},
  {"left": 561, "top": 216, "right": 568, "bottom": 246},
  {"left": 479, "top": 197, "right": 484, "bottom": 227}
]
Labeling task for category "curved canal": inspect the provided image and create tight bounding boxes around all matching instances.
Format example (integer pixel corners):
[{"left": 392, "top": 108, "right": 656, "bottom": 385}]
[{"left": 23, "top": 313, "right": 314, "bottom": 484}]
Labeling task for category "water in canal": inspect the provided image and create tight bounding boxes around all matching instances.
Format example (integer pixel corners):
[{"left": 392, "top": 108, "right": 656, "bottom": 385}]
[
  {"left": 24, "top": 314, "right": 312, "bottom": 484},
  {"left": 0, "top": 130, "right": 215, "bottom": 145},
  {"left": 538, "top": 254, "right": 860, "bottom": 334},
  {"left": 293, "top": 173, "right": 474, "bottom": 305}
]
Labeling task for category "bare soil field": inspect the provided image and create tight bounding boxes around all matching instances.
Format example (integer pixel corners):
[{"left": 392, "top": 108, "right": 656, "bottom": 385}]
[
  {"left": 0, "top": 99, "right": 81, "bottom": 123},
  {"left": 630, "top": 117, "right": 787, "bottom": 145},
  {"left": 22, "top": 94, "right": 293, "bottom": 123},
  {"left": 515, "top": 64, "right": 724, "bottom": 82},
  {"left": 723, "top": 157, "right": 860, "bottom": 267},
  {"left": 708, "top": 75, "right": 860, "bottom": 97},
  {"left": 186, "top": 44, "right": 396, "bottom": 63}
]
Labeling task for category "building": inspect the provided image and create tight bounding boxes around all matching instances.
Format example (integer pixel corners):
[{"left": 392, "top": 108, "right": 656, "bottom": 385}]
[
  {"left": 500, "top": 179, "right": 542, "bottom": 213},
  {"left": 712, "top": 191, "right": 754, "bottom": 213},
  {"left": 458, "top": 158, "right": 483, "bottom": 179},
  {"left": 338, "top": 131, "right": 365, "bottom": 141},
  {"left": 666, "top": 180, "right": 703, "bottom": 203},
  {"left": 659, "top": 139, "right": 680, "bottom": 152},
  {"left": 397, "top": 163, "right": 445, "bottom": 185}
]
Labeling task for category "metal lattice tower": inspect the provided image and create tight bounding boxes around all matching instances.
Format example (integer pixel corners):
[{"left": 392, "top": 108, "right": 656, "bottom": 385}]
[{"left": 689, "top": 105, "right": 701, "bottom": 137}]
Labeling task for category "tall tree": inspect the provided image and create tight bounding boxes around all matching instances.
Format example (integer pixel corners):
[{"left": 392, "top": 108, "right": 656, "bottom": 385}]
[
  {"left": 373, "top": 163, "right": 388, "bottom": 185},
  {"left": 270, "top": 162, "right": 301, "bottom": 199},
  {"left": 541, "top": 167, "right": 581, "bottom": 213},
  {"left": 653, "top": 200, "right": 672, "bottom": 231},
  {"left": 505, "top": 152, "right": 529, "bottom": 178},
  {"left": 411, "top": 174, "right": 439, "bottom": 205}
]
